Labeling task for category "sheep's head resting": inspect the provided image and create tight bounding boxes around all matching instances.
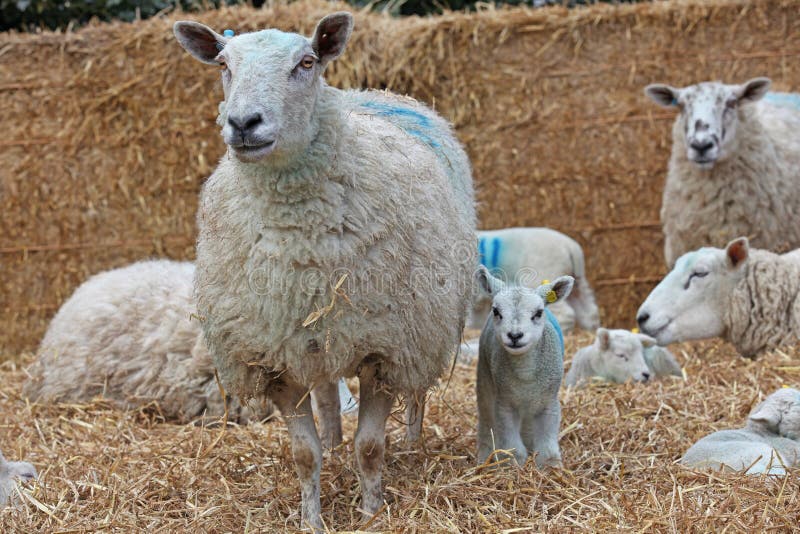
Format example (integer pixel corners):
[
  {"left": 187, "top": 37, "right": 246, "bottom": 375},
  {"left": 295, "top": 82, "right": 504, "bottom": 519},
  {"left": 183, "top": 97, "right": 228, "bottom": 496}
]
[
  {"left": 748, "top": 387, "right": 800, "bottom": 440},
  {"left": 173, "top": 12, "right": 354, "bottom": 164},
  {"left": 475, "top": 266, "right": 573, "bottom": 356},
  {"left": 593, "top": 328, "right": 654, "bottom": 384},
  {"left": 636, "top": 237, "right": 749, "bottom": 345},
  {"left": 644, "top": 77, "right": 771, "bottom": 169}
]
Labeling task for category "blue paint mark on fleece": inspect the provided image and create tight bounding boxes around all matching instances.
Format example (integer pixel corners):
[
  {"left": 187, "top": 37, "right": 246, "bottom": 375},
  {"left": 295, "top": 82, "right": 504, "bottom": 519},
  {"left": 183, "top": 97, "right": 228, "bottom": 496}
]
[
  {"left": 478, "top": 236, "right": 487, "bottom": 268},
  {"left": 359, "top": 101, "right": 441, "bottom": 149},
  {"left": 476, "top": 236, "right": 502, "bottom": 270},
  {"left": 764, "top": 92, "right": 800, "bottom": 110},
  {"left": 545, "top": 308, "right": 564, "bottom": 356},
  {"left": 490, "top": 237, "right": 501, "bottom": 271}
]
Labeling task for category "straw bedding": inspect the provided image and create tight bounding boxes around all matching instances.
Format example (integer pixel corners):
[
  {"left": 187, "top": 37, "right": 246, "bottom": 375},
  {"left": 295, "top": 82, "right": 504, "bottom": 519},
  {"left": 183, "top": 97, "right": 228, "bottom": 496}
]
[{"left": 2, "top": 0, "right": 800, "bottom": 354}]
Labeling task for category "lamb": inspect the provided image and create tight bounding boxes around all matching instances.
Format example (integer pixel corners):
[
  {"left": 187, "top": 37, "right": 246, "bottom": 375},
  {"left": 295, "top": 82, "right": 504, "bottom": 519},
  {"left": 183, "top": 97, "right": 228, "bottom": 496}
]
[
  {"left": 26, "top": 260, "right": 273, "bottom": 424},
  {"left": 0, "top": 450, "right": 36, "bottom": 508},
  {"left": 474, "top": 266, "right": 573, "bottom": 468},
  {"left": 680, "top": 387, "right": 800, "bottom": 475},
  {"left": 637, "top": 237, "right": 800, "bottom": 358},
  {"left": 174, "top": 12, "right": 476, "bottom": 529},
  {"left": 468, "top": 227, "right": 599, "bottom": 333},
  {"left": 564, "top": 328, "right": 681, "bottom": 387},
  {"left": 644, "top": 78, "right": 800, "bottom": 267}
]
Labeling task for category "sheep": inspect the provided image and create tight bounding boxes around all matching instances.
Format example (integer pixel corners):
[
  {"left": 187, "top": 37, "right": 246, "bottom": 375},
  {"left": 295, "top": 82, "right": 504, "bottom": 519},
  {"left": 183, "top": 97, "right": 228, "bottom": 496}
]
[
  {"left": 644, "top": 78, "right": 800, "bottom": 267},
  {"left": 680, "top": 387, "right": 800, "bottom": 475},
  {"left": 0, "top": 450, "right": 36, "bottom": 508},
  {"left": 474, "top": 266, "right": 573, "bottom": 468},
  {"left": 637, "top": 237, "right": 800, "bottom": 358},
  {"left": 468, "top": 227, "right": 599, "bottom": 333},
  {"left": 25, "top": 260, "right": 274, "bottom": 425},
  {"left": 564, "top": 328, "right": 681, "bottom": 387},
  {"left": 173, "top": 12, "right": 476, "bottom": 529}
]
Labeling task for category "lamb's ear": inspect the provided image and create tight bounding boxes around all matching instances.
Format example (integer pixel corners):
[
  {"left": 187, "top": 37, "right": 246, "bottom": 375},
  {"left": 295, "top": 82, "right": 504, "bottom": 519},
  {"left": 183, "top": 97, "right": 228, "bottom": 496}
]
[
  {"left": 311, "top": 12, "right": 353, "bottom": 67},
  {"left": 596, "top": 328, "right": 611, "bottom": 350},
  {"left": 749, "top": 401, "right": 782, "bottom": 433},
  {"left": 475, "top": 265, "right": 505, "bottom": 296},
  {"left": 736, "top": 77, "right": 771, "bottom": 104},
  {"left": 174, "top": 21, "right": 227, "bottom": 65},
  {"left": 537, "top": 275, "right": 574, "bottom": 304},
  {"left": 645, "top": 84, "right": 680, "bottom": 108},
  {"left": 725, "top": 237, "right": 750, "bottom": 269},
  {"left": 636, "top": 334, "right": 658, "bottom": 348}
]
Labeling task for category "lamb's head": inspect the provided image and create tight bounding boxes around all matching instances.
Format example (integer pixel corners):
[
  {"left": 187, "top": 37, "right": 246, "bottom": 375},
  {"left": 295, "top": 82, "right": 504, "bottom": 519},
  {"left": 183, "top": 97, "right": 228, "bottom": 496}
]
[
  {"left": 592, "top": 328, "right": 655, "bottom": 384},
  {"left": 476, "top": 266, "right": 573, "bottom": 356},
  {"left": 174, "top": 12, "right": 354, "bottom": 163},
  {"left": 644, "top": 77, "right": 771, "bottom": 169},
  {"left": 747, "top": 387, "right": 800, "bottom": 440},
  {"left": 637, "top": 237, "right": 749, "bottom": 344},
  {"left": 0, "top": 450, "right": 37, "bottom": 506}
]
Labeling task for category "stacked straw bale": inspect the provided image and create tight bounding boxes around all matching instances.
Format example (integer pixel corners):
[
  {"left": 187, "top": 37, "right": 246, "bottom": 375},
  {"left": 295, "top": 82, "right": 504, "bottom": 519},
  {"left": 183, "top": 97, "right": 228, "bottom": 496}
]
[{"left": 1, "top": 0, "right": 799, "bottom": 355}]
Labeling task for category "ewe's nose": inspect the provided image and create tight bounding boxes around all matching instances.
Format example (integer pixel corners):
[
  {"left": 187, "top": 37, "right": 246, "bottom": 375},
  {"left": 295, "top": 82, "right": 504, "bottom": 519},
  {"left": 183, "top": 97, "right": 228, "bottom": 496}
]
[
  {"left": 690, "top": 139, "right": 714, "bottom": 155},
  {"left": 507, "top": 332, "right": 524, "bottom": 343},
  {"left": 641, "top": 371, "right": 651, "bottom": 382},
  {"left": 227, "top": 112, "right": 263, "bottom": 138},
  {"left": 637, "top": 311, "right": 650, "bottom": 328}
]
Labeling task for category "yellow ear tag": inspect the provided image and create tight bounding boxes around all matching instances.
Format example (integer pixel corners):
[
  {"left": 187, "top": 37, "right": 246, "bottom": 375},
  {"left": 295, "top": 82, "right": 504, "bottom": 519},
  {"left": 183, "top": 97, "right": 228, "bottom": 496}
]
[
  {"left": 631, "top": 327, "right": 640, "bottom": 334},
  {"left": 546, "top": 290, "right": 557, "bottom": 303},
  {"left": 782, "top": 384, "right": 790, "bottom": 389}
]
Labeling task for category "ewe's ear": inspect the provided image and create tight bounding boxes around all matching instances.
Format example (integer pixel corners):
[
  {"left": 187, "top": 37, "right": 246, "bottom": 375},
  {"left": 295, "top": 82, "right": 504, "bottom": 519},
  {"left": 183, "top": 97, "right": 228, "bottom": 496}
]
[
  {"left": 475, "top": 265, "right": 505, "bottom": 296},
  {"left": 311, "top": 12, "right": 353, "bottom": 67},
  {"left": 749, "top": 401, "right": 782, "bottom": 433},
  {"left": 174, "top": 21, "right": 227, "bottom": 65},
  {"left": 725, "top": 237, "right": 749, "bottom": 268},
  {"left": 645, "top": 84, "right": 680, "bottom": 108},
  {"left": 537, "top": 276, "right": 574, "bottom": 304},
  {"left": 596, "top": 328, "right": 611, "bottom": 350},
  {"left": 736, "top": 77, "right": 771, "bottom": 104}
]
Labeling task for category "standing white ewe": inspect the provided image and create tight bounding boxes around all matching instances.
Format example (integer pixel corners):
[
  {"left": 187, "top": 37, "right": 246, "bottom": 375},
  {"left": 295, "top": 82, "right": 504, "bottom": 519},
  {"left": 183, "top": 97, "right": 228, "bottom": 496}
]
[
  {"left": 468, "top": 227, "right": 599, "bottom": 332},
  {"left": 174, "top": 12, "right": 476, "bottom": 529},
  {"left": 474, "top": 266, "right": 572, "bottom": 468},
  {"left": 681, "top": 387, "right": 800, "bottom": 475},
  {"left": 0, "top": 450, "right": 36, "bottom": 508},
  {"left": 645, "top": 78, "right": 800, "bottom": 266},
  {"left": 637, "top": 237, "right": 800, "bottom": 358}
]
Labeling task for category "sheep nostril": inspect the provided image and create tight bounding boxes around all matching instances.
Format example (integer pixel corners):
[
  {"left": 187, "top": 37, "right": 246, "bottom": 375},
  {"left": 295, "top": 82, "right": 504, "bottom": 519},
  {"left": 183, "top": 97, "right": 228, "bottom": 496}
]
[
  {"left": 690, "top": 140, "right": 714, "bottom": 154},
  {"left": 642, "top": 372, "right": 651, "bottom": 382},
  {"left": 637, "top": 311, "right": 650, "bottom": 327},
  {"left": 507, "top": 332, "right": 523, "bottom": 343}
]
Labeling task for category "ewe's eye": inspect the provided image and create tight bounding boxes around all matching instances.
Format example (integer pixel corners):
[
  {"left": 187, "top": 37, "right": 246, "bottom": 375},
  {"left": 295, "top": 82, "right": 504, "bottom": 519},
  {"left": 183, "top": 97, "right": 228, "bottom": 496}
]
[
  {"left": 684, "top": 270, "right": 708, "bottom": 290},
  {"left": 492, "top": 306, "right": 502, "bottom": 319},
  {"left": 532, "top": 310, "right": 543, "bottom": 321},
  {"left": 300, "top": 55, "right": 316, "bottom": 70}
]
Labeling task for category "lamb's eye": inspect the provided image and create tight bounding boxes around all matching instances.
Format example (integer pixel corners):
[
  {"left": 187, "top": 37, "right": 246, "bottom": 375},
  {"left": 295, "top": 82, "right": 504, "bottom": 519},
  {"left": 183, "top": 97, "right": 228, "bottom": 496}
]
[
  {"left": 492, "top": 306, "right": 502, "bottom": 319},
  {"left": 532, "top": 310, "right": 543, "bottom": 321},
  {"left": 725, "top": 98, "right": 738, "bottom": 110},
  {"left": 300, "top": 55, "right": 315, "bottom": 69},
  {"left": 616, "top": 353, "right": 626, "bottom": 359}
]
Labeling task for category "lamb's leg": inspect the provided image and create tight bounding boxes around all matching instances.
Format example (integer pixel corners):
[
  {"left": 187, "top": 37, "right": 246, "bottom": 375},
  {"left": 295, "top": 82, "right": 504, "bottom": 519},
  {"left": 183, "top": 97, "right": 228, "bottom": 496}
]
[
  {"left": 270, "top": 380, "right": 323, "bottom": 531},
  {"left": 523, "top": 398, "right": 562, "bottom": 468},
  {"left": 495, "top": 404, "right": 527, "bottom": 467},
  {"left": 355, "top": 362, "right": 393, "bottom": 518},
  {"left": 311, "top": 381, "right": 342, "bottom": 450},
  {"left": 405, "top": 389, "right": 425, "bottom": 444}
]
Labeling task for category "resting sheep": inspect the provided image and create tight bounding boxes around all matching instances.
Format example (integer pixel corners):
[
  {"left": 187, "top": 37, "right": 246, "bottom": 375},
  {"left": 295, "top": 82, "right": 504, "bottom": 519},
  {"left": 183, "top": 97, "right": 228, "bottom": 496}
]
[
  {"left": 0, "top": 450, "right": 36, "bottom": 508},
  {"left": 681, "top": 387, "right": 800, "bottom": 475},
  {"left": 645, "top": 78, "right": 800, "bottom": 266},
  {"left": 565, "top": 328, "right": 681, "bottom": 387},
  {"left": 26, "top": 260, "right": 272, "bottom": 424},
  {"left": 475, "top": 266, "right": 572, "bottom": 468},
  {"left": 468, "top": 227, "right": 599, "bottom": 333},
  {"left": 637, "top": 237, "right": 800, "bottom": 358},
  {"left": 174, "top": 12, "right": 476, "bottom": 529}
]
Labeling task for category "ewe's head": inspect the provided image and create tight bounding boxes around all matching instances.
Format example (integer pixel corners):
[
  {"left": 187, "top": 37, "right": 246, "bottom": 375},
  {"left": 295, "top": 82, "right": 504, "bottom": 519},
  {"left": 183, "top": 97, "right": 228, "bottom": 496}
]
[
  {"left": 476, "top": 266, "right": 573, "bottom": 356},
  {"left": 645, "top": 78, "right": 771, "bottom": 169},
  {"left": 637, "top": 237, "right": 749, "bottom": 345},
  {"left": 748, "top": 388, "right": 800, "bottom": 439},
  {"left": 591, "top": 328, "right": 655, "bottom": 384},
  {"left": 174, "top": 12, "right": 354, "bottom": 163}
]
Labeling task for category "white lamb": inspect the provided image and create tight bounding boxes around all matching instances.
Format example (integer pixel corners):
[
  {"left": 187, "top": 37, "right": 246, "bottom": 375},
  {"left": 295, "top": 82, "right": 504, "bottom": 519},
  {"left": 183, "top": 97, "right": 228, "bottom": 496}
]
[
  {"left": 174, "top": 12, "right": 476, "bottom": 529},
  {"left": 645, "top": 78, "right": 800, "bottom": 266},
  {"left": 681, "top": 387, "right": 800, "bottom": 475},
  {"left": 26, "top": 260, "right": 272, "bottom": 424},
  {"left": 637, "top": 237, "right": 800, "bottom": 358},
  {"left": 468, "top": 227, "right": 599, "bottom": 332},
  {"left": 0, "top": 450, "right": 36, "bottom": 508},
  {"left": 564, "top": 328, "right": 681, "bottom": 387},
  {"left": 474, "top": 266, "right": 572, "bottom": 468}
]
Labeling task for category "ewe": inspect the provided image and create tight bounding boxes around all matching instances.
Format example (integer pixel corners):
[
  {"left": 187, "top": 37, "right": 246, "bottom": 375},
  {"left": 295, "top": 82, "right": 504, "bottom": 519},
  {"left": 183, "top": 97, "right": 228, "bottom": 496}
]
[
  {"left": 645, "top": 78, "right": 800, "bottom": 266},
  {"left": 0, "top": 450, "right": 36, "bottom": 508},
  {"left": 174, "top": 13, "right": 476, "bottom": 528},
  {"left": 637, "top": 237, "right": 800, "bottom": 358},
  {"left": 474, "top": 266, "right": 572, "bottom": 468},
  {"left": 27, "top": 260, "right": 271, "bottom": 424},
  {"left": 681, "top": 387, "right": 800, "bottom": 475},
  {"left": 469, "top": 227, "right": 599, "bottom": 332}
]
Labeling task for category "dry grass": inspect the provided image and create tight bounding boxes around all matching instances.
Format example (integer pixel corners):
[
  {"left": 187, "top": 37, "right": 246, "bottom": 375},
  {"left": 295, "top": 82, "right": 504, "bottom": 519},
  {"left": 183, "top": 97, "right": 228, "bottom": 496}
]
[{"left": 3, "top": 333, "right": 800, "bottom": 531}]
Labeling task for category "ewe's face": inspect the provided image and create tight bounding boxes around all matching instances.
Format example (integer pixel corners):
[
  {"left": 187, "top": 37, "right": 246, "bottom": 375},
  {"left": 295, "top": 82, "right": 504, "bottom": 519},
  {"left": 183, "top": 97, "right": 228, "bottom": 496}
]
[
  {"left": 645, "top": 78, "right": 771, "bottom": 169},
  {"left": 749, "top": 388, "right": 800, "bottom": 440},
  {"left": 637, "top": 238, "right": 749, "bottom": 345},
  {"left": 490, "top": 289, "right": 547, "bottom": 356},
  {"left": 594, "top": 329, "right": 651, "bottom": 384}
]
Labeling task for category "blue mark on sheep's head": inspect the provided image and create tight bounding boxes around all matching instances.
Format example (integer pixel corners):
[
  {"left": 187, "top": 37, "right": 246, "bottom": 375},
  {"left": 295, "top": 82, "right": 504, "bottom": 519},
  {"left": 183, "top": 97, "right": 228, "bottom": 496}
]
[{"left": 174, "top": 12, "right": 354, "bottom": 164}]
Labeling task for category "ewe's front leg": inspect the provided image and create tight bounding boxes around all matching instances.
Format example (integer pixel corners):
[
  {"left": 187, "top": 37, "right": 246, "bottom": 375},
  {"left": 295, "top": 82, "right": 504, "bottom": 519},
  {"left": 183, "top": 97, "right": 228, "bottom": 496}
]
[
  {"left": 270, "top": 380, "right": 324, "bottom": 531},
  {"left": 355, "top": 363, "right": 393, "bottom": 518},
  {"left": 405, "top": 389, "right": 425, "bottom": 444},
  {"left": 524, "top": 398, "right": 562, "bottom": 468},
  {"left": 311, "top": 381, "right": 342, "bottom": 450}
]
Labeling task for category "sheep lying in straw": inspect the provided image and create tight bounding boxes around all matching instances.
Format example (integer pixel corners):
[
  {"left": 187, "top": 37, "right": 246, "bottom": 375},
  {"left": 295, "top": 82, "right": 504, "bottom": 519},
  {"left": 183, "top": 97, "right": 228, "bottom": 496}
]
[
  {"left": 564, "top": 328, "right": 681, "bottom": 387},
  {"left": 468, "top": 227, "right": 599, "bottom": 333},
  {"left": 681, "top": 387, "right": 800, "bottom": 475},
  {"left": 174, "top": 12, "right": 476, "bottom": 528},
  {"left": 645, "top": 78, "right": 800, "bottom": 267},
  {"left": 26, "top": 260, "right": 272, "bottom": 424},
  {"left": 0, "top": 450, "right": 36, "bottom": 508},
  {"left": 637, "top": 237, "right": 800, "bottom": 358},
  {"left": 475, "top": 266, "right": 573, "bottom": 468}
]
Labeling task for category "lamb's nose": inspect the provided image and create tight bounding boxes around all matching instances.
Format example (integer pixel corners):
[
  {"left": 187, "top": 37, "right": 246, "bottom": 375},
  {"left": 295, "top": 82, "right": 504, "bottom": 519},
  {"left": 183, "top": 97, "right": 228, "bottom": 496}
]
[
  {"left": 690, "top": 139, "right": 714, "bottom": 154},
  {"left": 507, "top": 332, "right": 524, "bottom": 343},
  {"left": 227, "top": 112, "right": 263, "bottom": 137},
  {"left": 637, "top": 311, "right": 650, "bottom": 327}
]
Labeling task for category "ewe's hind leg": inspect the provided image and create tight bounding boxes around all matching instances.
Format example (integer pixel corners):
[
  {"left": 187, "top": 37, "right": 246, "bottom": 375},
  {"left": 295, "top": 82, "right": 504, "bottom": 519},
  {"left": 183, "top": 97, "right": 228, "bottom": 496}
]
[
  {"left": 523, "top": 399, "right": 562, "bottom": 468},
  {"left": 270, "top": 380, "right": 323, "bottom": 531},
  {"left": 567, "top": 277, "right": 600, "bottom": 331},
  {"left": 311, "top": 381, "right": 342, "bottom": 450},
  {"left": 405, "top": 389, "right": 425, "bottom": 444},
  {"left": 355, "top": 362, "right": 393, "bottom": 518}
]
